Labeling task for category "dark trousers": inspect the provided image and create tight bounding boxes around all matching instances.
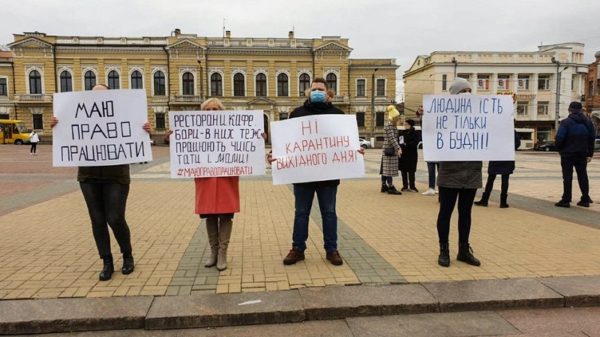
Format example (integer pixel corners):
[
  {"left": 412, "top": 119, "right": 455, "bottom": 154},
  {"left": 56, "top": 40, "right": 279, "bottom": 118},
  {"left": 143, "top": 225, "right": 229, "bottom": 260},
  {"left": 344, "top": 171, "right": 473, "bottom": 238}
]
[
  {"left": 30, "top": 142, "right": 37, "bottom": 154},
  {"left": 436, "top": 187, "right": 477, "bottom": 244},
  {"left": 480, "top": 174, "right": 510, "bottom": 203},
  {"left": 427, "top": 162, "right": 438, "bottom": 189},
  {"left": 292, "top": 184, "right": 338, "bottom": 252},
  {"left": 560, "top": 155, "right": 590, "bottom": 202},
  {"left": 401, "top": 170, "right": 416, "bottom": 189},
  {"left": 381, "top": 175, "right": 393, "bottom": 186},
  {"left": 80, "top": 182, "right": 132, "bottom": 258}
]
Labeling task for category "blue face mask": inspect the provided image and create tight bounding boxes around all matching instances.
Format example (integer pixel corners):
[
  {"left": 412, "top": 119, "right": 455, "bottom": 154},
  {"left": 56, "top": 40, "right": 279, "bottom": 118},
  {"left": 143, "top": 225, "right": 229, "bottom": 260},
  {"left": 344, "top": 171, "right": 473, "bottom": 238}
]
[{"left": 310, "top": 90, "right": 327, "bottom": 103}]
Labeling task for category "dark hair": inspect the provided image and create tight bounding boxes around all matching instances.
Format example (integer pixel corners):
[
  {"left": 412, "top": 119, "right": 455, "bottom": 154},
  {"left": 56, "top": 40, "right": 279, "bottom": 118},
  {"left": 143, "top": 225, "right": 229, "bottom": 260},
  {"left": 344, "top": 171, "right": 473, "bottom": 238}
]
[
  {"left": 312, "top": 77, "right": 328, "bottom": 90},
  {"left": 406, "top": 119, "right": 415, "bottom": 127}
]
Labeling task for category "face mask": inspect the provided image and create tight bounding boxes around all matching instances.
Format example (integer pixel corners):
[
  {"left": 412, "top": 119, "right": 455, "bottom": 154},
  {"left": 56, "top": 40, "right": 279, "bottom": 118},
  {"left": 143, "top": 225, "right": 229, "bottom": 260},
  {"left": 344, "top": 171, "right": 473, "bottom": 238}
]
[{"left": 310, "top": 90, "right": 327, "bottom": 103}]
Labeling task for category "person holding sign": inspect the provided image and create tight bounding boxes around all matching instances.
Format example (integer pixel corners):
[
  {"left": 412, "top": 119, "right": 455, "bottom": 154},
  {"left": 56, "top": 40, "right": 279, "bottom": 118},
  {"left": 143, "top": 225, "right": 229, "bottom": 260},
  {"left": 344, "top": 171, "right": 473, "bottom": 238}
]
[
  {"left": 50, "top": 84, "right": 152, "bottom": 281},
  {"left": 380, "top": 105, "right": 403, "bottom": 194},
  {"left": 281, "top": 77, "right": 347, "bottom": 266},
  {"left": 435, "top": 78, "right": 482, "bottom": 268}
]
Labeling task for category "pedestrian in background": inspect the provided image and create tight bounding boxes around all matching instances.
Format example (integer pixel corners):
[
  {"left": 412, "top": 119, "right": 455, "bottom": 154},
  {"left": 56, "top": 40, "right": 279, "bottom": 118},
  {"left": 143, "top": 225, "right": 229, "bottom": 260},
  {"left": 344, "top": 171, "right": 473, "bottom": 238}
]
[
  {"left": 555, "top": 101, "right": 595, "bottom": 208},
  {"left": 29, "top": 130, "right": 39, "bottom": 155},
  {"left": 399, "top": 119, "right": 419, "bottom": 192},
  {"left": 380, "top": 105, "right": 402, "bottom": 195},
  {"left": 435, "top": 77, "right": 482, "bottom": 268}
]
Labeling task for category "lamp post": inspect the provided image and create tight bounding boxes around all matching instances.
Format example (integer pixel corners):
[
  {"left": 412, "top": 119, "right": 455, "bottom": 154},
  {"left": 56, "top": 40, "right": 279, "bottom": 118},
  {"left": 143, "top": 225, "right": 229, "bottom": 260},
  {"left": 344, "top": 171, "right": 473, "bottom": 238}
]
[
  {"left": 451, "top": 57, "right": 458, "bottom": 77},
  {"left": 370, "top": 67, "right": 379, "bottom": 140},
  {"left": 551, "top": 57, "right": 568, "bottom": 132}
]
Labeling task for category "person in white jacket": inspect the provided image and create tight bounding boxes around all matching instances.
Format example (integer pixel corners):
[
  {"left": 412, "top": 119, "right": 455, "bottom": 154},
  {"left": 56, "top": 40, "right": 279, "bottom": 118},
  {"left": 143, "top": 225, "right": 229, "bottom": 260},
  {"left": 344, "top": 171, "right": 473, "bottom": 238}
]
[{"left": 29, "top": 131, "right": 40, "bottom": 155}]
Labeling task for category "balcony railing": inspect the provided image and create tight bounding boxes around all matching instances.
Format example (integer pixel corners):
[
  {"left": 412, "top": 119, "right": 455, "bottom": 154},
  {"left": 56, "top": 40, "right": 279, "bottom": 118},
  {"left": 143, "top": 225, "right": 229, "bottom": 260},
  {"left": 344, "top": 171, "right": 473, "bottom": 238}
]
[
  {"left": 16, "top": 94, "right": 52, "bottom": 102},
  {"left": 173, "top": 95, "right": 203, "bottom": 102}
]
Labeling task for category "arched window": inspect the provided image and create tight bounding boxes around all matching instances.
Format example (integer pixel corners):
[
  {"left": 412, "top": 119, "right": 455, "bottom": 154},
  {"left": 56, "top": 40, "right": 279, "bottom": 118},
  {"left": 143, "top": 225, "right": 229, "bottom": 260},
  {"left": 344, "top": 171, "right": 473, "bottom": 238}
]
[
  {"left": 182, "top": 72, "right": 194, "bottom": 95},
  {"left": 84, "top": 71, "right": 96, "bottom": 91},
  {"left": 299, "top": 73, "right": 310, "bottom": 96},
  {"left": 29, "top": 70, "right": 42, "bottom": 94},
  {"left": 277, "top": 73, "right": 288, "bottom": 97},
  {"left": 60, "top": 71, "right": 72, "bottom": 92},
  {"left": 211, "top": 73, "right": 222, "bottom": 96},
  {"left": 131, "top": 70, "right": 143, "bottom": 89},
  {"left": 153, "top": 71, "right": 165, "bottom": 96},
  {"left": 255, "top": 73, "right": 267, "bottom": 97},
  {"left": 326, "top": 73, "right": 337, "bottom": 94},
  {"left": 108, "top": 70, "right": 120, "bottom": 89},
  {"left": 233, "top": 73, "right": 245, "bottom": 97}
]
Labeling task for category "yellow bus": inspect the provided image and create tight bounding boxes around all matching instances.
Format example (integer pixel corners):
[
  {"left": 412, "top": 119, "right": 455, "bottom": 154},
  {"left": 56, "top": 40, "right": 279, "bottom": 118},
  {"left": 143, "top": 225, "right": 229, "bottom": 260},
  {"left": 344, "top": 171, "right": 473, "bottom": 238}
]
[{"left": 0, "top": 120, "right": 32, "bottom": 145}]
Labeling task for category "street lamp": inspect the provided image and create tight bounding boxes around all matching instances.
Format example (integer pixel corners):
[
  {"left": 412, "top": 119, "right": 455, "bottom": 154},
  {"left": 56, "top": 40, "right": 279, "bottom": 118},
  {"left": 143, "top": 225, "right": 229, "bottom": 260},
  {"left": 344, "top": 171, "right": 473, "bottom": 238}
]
[
  {"left": 451, "top": 57, "right": 458, "bottom": 77},
  {"left": 551, "top": 57, "right": 569, "bottom": 131},
  {"left": 370, "top": 67, "right": 379, "bottom": 140}
]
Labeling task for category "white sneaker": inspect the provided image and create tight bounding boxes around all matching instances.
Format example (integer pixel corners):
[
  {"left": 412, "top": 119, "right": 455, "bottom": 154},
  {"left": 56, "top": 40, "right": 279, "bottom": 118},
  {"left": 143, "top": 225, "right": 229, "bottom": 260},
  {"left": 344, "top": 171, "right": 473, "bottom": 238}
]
[{"left": 422, "top": 188, "right": 436, "bottom": 196}]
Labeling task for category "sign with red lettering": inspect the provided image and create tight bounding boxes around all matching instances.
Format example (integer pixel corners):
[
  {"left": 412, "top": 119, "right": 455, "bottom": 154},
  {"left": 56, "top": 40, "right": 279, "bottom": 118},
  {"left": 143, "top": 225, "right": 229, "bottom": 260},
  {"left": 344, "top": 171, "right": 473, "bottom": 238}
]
[
  {"left": 422, "top": 95, "right": 515, "bottom": 161},
  {"left": 52, "top": 89, "right": 152, "bottom": 167},
  {"left": 270, "top": 115, "right": 364, "bottom": 185},
  {"left": 168, "top": 110, "right": 265, "bottom": 178}
]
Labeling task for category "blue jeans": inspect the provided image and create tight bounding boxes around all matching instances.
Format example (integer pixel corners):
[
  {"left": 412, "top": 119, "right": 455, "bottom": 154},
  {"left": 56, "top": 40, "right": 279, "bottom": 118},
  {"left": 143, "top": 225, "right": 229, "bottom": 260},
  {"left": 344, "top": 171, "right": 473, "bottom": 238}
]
[
  {"left": 292, "top": 184, "right": 338, "bottom": 252},
  {"left": 80, "top": 182, "right": 132, "bottom": 258}
]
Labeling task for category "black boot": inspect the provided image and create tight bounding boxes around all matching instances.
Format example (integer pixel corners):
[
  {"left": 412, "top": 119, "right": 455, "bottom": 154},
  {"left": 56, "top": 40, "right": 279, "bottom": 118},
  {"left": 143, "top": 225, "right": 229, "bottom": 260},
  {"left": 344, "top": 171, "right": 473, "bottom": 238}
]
[
  {"left": 500, "top": 193, "right": 509, "bottom": 208},
  {"left": 380, "top": 184, "right": 388, "bottom": 193},
  {"left": 387, "top": 185, "right": 402, "bottom": 195},
  {"left": 99, "top": 255, "right": 114, "bottom": 281},
  {"left": 473, "top": 199, "right": 488, "bottom": 207},
  {"left": 457, "top": 243, "right": 481, "bottom": 266},
  {"left": 122, "top": 253, "right": 134, "bottom": 275},
  {"left": 438, "top": 242, "right": 450, "bottom": 267}
]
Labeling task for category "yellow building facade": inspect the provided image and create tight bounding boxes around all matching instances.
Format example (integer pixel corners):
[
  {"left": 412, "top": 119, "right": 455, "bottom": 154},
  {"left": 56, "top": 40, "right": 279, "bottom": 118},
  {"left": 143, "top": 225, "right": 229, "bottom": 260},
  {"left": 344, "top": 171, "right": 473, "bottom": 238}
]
[{"left": 4, "top": 30, "right": 398, "bottom": 141}]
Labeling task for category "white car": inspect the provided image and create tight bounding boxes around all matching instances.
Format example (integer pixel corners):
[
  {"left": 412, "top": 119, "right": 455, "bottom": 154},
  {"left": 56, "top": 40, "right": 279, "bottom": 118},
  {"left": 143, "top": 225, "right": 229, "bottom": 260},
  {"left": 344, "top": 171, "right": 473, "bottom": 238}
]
[{"left": 359, "top": 138, "right": 371, "bottom": 149}]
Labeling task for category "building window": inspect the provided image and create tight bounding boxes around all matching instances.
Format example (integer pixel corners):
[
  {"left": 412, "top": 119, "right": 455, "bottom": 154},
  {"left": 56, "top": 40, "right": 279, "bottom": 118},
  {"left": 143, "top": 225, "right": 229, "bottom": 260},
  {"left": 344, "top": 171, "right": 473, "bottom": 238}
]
[
  {"left": 234, "top": 73, "right": 245, "bottom": 96},
  {"left": 497, "top": 74, "right": 510, "bottom": 90},
  {"left": 537, "top": 101, "right": 549, "bottom": 115},
  {"left": 155, "top": 113, "right": 165, "bottom": 130},
  {"left": 326, "top": 73, "right": 337, "bottom": 94},
  {"left": 376, "top": 79, "right": 385, "bottom": 96},
  {"left": 356, "top": 79, "right": 365, "bottom": 97},
  {"left": 517, "top": 102, "right": 528, "bottom": 115},
  {"left": 299, "top": 73, "right": 310, "bottom": 96},
  {"left": 131, "top": 70, "right": 143, "bottom": 89},
  {"left": 29, "top": 70, "right": 42, "bottom": 94},
  {"left": 356, "top": 112, "right": 365, "bottom": 127},
  {"left": 477, "top": 75, "right": 490, "bottom": 90},
  {"left": 255, "top": 73, "right": 267, "bottom": 97},
  {"left": 0, "top": 78, "right": 6, "bottom": 96},
  {"left": 182, "top": 72, "right": 194, "bottom": 95},
  {"left": 279, "top": 112, "right": 288, "bottom": 120},
  {"left": 107, "top": 70, "right": 120, "bottom": 89},
  {"left": 589, "top": 80, "right": 594, "bottom": 98},
  {"left": 59, "top": 71, "right": 72, "bottom": 92},
  {"left": 84, "top": 70, "right": 96, "bottom": 91},
  {"left": 538, "top": 75, "right": 550, "bottom": 91},
  {"left": 210, "top": 73, "right": 222, "bottom": 96},
  {"left": 32, "top": 114, "right": 43, "bottom": 130},
  {"left": 442, "top": 74, "right": 447, "bottom": 91},
  {"left": 596, "top": 79, "right": 600, "bottom": 95},
  {"left": 457, "top": 74, "right": 470, "bottom": 80},
  {"left": 537, "top": 127, "right": 551, "bottom": 142},
  {"left": 277, "top": 73, "right": 288, "bottom": 97},
  {"left": 153, "top": 71, "right": 166, "bottom": 96},
  {"left": 375, "top": 112, "right": 385, "bottom": 127},
  {"left": 518, "top": 75, "right": 530, "bottom": 90}
]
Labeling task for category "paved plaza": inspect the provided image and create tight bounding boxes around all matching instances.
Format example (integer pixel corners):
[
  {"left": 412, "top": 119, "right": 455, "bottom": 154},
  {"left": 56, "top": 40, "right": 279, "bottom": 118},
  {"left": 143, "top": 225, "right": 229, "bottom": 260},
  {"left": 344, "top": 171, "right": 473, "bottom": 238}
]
[{"left": 0, "top": 144, "right": 599, "bottom": 300}]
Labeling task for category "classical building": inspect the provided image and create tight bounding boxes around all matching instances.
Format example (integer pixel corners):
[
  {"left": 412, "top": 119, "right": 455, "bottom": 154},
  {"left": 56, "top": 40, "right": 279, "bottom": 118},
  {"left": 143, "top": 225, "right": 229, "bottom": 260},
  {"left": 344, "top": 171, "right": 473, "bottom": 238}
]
[
  {"left": 403, "top": 43, "right": 587, "bottom": 147},
  {"left": 584, "top": 50, "right": 600, "bottom": 133},
  {"left": 2, "top": 30, "right": 398, "bottom": 141}
]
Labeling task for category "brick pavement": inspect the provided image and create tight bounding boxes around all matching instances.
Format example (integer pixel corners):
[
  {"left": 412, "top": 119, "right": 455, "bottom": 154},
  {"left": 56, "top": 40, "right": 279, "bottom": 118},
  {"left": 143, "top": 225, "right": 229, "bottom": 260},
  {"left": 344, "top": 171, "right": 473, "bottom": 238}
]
[{"left": 0, "top": 145, "right": 599, "bottom": 299}]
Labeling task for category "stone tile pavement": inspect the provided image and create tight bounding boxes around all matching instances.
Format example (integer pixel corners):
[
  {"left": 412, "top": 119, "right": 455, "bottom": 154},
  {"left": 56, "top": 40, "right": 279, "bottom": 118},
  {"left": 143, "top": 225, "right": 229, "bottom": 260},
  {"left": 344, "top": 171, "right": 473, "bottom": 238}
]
[{"left": 0, "top": 145, "right": 599, "bottom": 299}]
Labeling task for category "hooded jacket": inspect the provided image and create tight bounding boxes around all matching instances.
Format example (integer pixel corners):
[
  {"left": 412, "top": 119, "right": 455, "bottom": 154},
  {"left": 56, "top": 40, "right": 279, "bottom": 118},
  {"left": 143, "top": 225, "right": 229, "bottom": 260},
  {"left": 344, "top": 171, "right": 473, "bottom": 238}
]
[{"left": 555, "top": 111, "right": 595, "bottom": 157}]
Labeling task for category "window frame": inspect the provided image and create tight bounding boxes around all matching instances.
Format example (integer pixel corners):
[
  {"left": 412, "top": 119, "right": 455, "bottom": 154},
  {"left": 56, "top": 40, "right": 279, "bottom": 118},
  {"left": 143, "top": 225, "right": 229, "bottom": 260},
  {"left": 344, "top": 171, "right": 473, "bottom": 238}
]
[
  {"left": 210, "top": 72, "right": 223, "bottom": 97},
  {"left": 182, "top": 72, "right": 195, "bottom": 96},
  {"left": 130, "top": 70, "right": 143, "bottom": 90},
  {"left": 107, "top": 70, "right": 120, "bottom": 90},
  {"left": 59, "top": 70, "right": 73, "bottom": 92},
  {"left": 233, "top": 72, "right": 245, "bottom": 97},
  {"left": 84, "top": 70, "right": 96, "bottom": 91},
  {"left": 28, "top": 70, "right": 42, "bottom": 94},
  {"left": 277, "top": 73, "right": 289, "bottom": 97},
  {"left": 299, "top": 73, "right": 310, "bottom": 97},
  {"left": 153, "top": 70, "right": 166, "bottom": 96}
]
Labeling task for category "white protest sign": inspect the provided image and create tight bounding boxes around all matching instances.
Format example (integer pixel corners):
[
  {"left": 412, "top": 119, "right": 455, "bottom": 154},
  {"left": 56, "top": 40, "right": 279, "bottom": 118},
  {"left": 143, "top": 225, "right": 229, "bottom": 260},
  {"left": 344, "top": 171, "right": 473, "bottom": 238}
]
[
  {"left": 52, "top": 90, "right": 152, "bottom": 167},
  {"left": 270, "top": 115, "right": 364, "bottom": 185},
  {"left": 422, "top": 95, "right": 515, "bottom": 161},
  {"left": 169, "top": 110, "right": 265, "bottom": 178}
]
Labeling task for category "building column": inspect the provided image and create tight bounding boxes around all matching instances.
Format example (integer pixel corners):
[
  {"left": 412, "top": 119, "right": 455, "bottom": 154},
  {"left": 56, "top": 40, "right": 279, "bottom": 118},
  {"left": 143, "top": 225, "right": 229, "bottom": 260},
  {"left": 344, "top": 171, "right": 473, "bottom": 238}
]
[{"left": 471, "top": 73, "right": 478, "bottom": 94}]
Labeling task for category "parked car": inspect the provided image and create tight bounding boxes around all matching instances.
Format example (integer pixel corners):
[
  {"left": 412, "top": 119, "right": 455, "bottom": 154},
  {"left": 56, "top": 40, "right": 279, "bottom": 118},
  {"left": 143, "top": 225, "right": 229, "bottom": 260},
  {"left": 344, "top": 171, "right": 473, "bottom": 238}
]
[
  {"left": 359, "top": 138, "right": 371, "bottom": 149},
  {"left": 535, "top": 141, "right": 558, "bottom": 152}
]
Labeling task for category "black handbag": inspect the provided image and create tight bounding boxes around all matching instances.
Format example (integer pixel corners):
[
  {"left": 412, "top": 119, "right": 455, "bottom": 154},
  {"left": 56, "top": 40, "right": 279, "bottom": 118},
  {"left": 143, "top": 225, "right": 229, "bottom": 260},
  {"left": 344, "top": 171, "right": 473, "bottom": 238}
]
[{"left": 384, "top": 147, "right": 396, "bottom": 156}]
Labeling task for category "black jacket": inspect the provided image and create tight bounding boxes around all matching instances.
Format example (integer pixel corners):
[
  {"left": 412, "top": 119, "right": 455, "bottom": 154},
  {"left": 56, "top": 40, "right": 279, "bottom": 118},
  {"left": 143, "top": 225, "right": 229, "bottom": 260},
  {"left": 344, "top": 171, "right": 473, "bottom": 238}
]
[
  {"left": 398, "top": 127, "right": 420, "bottom": 172},
  {"left": 555, "top": 111, "right": 596, "bottom": 157},
  {"left": 289, "top": 100, "right": 344, "bottom": 187}
]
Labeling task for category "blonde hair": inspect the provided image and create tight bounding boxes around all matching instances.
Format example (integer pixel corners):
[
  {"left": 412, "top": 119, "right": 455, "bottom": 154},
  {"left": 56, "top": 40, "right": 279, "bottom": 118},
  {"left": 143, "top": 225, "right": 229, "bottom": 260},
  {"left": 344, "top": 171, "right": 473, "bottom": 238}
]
[{"left": 200, "top": 98, "right": 225, "bottom": 110}]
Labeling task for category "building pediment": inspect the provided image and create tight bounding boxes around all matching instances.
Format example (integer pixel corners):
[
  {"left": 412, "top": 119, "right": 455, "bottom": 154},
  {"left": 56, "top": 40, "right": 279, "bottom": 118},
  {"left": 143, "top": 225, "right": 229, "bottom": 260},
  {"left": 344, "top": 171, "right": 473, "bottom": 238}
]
[
  {"left": 313, "top": 41, "right": 352, "bottom": 53},
  {"left": 167, "top": 39, "right": 205, "bottom": 50},
  {"left": 405, "top": 55, "right": 429, "bottom": 73},
  {"left": 247, "top": 97, "right": 276, "bottom": 106},
  {"left": 8, "top": 37, "right": 53, "bottom": 49}
]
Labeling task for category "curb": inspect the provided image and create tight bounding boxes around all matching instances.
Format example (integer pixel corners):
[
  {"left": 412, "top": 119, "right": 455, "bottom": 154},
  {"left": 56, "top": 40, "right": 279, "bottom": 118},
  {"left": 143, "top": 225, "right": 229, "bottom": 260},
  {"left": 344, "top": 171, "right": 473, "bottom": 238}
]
[{"left": 1, "top": 276, "right": 600, "bottom": 335}]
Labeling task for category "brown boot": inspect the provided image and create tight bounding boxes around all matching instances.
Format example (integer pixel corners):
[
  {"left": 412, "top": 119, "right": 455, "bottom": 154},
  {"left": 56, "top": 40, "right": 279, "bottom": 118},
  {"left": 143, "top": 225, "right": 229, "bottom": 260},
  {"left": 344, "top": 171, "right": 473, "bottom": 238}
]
[
  {"left": 283, "top": 247, "right": 305, "bottom": 265},
  {"left": 216, "top": 217, "right": 233, "bottom": 271},
  {"left": 204, "top": 217, "right": 219, "bottom": 268},
  {"left": 326, "top": 250, "right": 343, "bottom": 266}
]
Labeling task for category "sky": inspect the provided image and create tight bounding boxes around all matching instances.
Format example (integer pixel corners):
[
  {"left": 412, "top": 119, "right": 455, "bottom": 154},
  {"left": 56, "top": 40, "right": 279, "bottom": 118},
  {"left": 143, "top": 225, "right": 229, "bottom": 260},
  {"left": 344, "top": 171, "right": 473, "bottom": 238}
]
[{"left": 2, "top": 0, "right": 600, "bottom": 101}]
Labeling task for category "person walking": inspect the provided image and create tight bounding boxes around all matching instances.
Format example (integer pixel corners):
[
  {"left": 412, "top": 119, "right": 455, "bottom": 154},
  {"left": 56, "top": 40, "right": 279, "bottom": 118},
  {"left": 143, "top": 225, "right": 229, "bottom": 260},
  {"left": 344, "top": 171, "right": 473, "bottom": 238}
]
[
  {"left": 380, "top": 105, "right": 402, "bottom": 195},
  {"left": 29, "top": 130, "right": 39, "bottom": 155},
  {"left": 50, "top": 83, "right": 152, "bottom": 281},
  {"left": 435, "top": 77, "right": 482, "bottom": 268},
  {"left": 555, "top": 101, "right": 595, "bottom": 208},
  {"left": 399, "top": 119, "right": 419, "bottom": 192},
  {"left": 474, "top": 131, "right": 521, "bottom": 208}
]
